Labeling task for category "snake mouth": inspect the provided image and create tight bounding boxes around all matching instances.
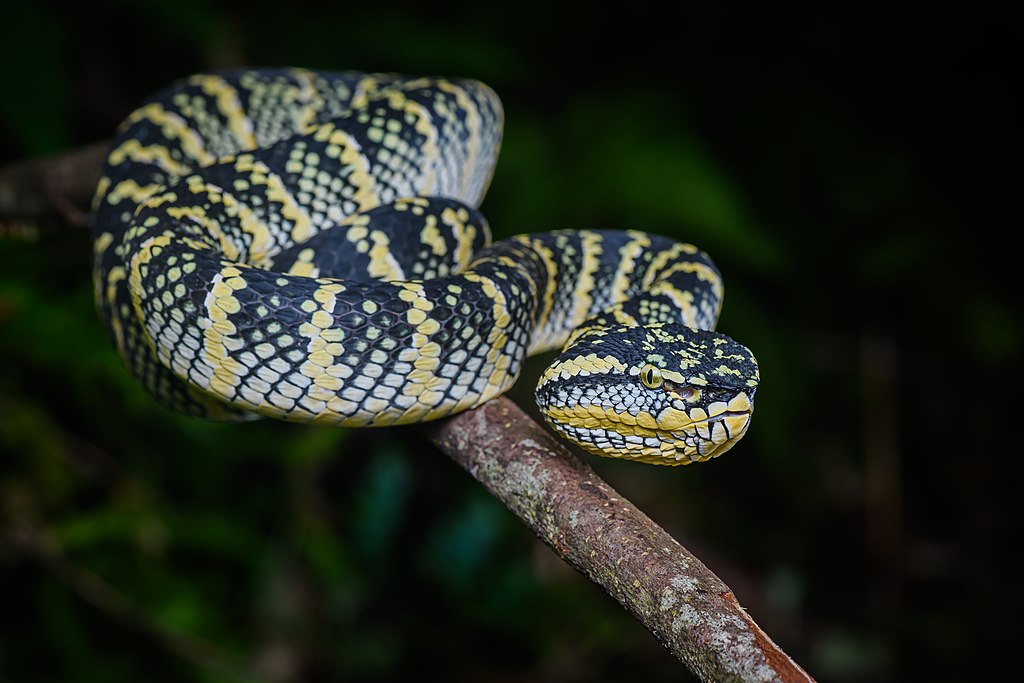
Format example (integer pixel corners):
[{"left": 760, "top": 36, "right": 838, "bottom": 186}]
[
  {"left": 685, "top": 409, "right": 751, "bottom": 434},
  {"left": 676, "top": 410, "right": 752, "bottom": 463}
]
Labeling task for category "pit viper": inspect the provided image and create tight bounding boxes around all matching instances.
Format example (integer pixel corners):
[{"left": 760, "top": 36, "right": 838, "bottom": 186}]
[{"left": 91, "top": 68, "right": 759, "bottom": 465}]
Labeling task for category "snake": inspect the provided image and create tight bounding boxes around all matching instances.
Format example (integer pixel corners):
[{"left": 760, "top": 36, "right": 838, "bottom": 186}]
[{"left": 91, "top": 68, "right": 759, "bottom": 465}]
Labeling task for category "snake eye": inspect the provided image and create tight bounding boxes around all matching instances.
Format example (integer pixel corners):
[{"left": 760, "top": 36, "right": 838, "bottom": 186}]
[{"left": 640, "top": 364, "right": 663, "bottom": 389}]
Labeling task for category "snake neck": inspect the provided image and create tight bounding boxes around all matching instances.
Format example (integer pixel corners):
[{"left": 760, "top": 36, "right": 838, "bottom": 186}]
[{"left": 497, "top": 231, "right": 724, "bottom": 356}]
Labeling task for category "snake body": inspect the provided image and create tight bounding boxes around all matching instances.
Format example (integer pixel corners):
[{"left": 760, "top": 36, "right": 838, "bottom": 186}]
[{"left": 92, "top": 68, "right": 759, "bottom": 465}]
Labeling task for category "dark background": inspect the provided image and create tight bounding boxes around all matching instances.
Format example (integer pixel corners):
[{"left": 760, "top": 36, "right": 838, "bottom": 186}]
[{"left": 0, "top": 2, "right": 1018, "bottom": 681}]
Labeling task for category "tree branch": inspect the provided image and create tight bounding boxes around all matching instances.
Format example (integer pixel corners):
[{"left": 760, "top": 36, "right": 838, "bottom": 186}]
[
  {"left": 0, "top": 144, "right": 815, "bottom": 683},
  {"left": 0, "top": 141, "right": 109, "bottom": 233},
  {"left": 427, "top": 397, "right": 812, "bottom": 682}
]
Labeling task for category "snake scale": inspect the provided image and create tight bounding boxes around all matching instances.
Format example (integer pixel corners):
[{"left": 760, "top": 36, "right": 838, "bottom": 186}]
[{"left": 91, "top": 68, "right": 759, "bottom": 465}]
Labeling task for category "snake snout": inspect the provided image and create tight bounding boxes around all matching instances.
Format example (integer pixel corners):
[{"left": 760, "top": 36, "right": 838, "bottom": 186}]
[{"left": 675, "top": 402, "right": 754, "bottom": 463}]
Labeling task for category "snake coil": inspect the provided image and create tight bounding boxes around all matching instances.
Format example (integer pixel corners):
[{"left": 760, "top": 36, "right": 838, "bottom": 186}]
[{"left": 92, "top": 68, "right": 759, "bottom": 465}]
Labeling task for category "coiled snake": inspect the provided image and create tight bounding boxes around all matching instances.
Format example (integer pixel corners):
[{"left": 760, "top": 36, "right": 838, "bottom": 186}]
[{"left": 92, "top": 68, "right": 759, "bottom": 465}]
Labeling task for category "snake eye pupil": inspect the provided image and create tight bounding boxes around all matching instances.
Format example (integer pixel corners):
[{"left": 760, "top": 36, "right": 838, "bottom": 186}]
[{"left": 640, "top": 364, "right": 663, "bottom": 389}]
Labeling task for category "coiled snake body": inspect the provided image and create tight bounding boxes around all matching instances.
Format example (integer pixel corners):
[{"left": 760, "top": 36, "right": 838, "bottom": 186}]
[{"left": 92, "top": 69, "right": 759, "bottom": 465}]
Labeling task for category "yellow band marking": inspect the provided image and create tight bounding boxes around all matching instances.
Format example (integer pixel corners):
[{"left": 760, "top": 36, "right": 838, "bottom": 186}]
[
  {"left": 105, "top": 179, "right": 165, "bottom": 207},
  {"left": 437, "top": 80, "right": 480, "bottom": 200},
  {"left": 643, "top": 242, "right": 699, "bottom": 288},
  {"left": 570, "top": 231, "right": 603, "bottom": 328},
  {"left": 449, "top": 207, "right": 483, "bottom": 268},
  {"left": 192, "top": 75, "right": 257, "bottom": 150},
  {"left": 325, "top": 126, "right": 380, "bottom": 214},
  {"left": 349, "top": 75, "right": 380, "bottom": 110},
  {"left": 164, "top": 202, "right": 240, "bottom": 262},
  {"left": 649, "top": 282, "right": 698, "bottom": 326},
  {"left": 544, "top": 353, "right": 627, "bottom": 381},
  {"left": 289, "top": 69, "right": 320, "bottom": 131},
  {"left": 610, "top": 231, "right": 651, "bottom": 304},
  {"left": 367, "top": 230, "right": 404, "bottom": 280},
  {"left": 388, "top": 89, "right": 439, "bottom": 195},
  {"left": 199, "top": 268, "right": 248, "bottom": 399},
  {"left": 419, "top": 213, "right": 445, "bottom": 257},
  {"left": 127, "top": 233, "right": 175, "bottom": 356},
  {"left": 652, "top": 259, "right": 724, "bottom": 300},
  {"left": 217, "top": 174, "right": 275, "bottom": 265},
  {"left": 286, "top": 248, "right": 319, "bottom": 278},
  {"left": 106, "top": 139, "right": 193, "bottom": 176},
  {"left": 121, "top": 103, "right": 215, "bottom": 165},
  {"left": 512, "top": 235, "right": 558, "bottom": 352},
  {"left": 105, "top": 266, "right": 127, "bottom": 357}
]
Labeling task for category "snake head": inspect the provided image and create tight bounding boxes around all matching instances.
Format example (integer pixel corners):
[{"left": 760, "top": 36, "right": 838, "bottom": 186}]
[{"left": 535, "top": 323, "right": 759, "bottom": 465}]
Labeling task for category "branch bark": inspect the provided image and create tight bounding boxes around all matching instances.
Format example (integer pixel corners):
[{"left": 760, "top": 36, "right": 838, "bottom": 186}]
[{"left": 0, "top": 144, "right": 815, "bottom": 683}]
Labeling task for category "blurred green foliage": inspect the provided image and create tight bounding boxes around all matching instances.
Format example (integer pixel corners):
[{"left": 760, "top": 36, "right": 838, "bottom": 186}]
[{"left": 1, "top": 2, "right": 1018, "bottom": 682}]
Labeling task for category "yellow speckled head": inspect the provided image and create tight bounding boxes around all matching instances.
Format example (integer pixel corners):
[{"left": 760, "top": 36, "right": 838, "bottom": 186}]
[{"left": 535, "top": 323, "right": 759, "bottom": 465}]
